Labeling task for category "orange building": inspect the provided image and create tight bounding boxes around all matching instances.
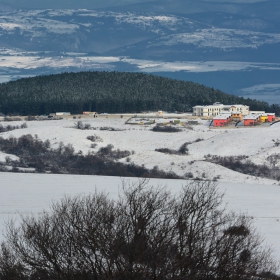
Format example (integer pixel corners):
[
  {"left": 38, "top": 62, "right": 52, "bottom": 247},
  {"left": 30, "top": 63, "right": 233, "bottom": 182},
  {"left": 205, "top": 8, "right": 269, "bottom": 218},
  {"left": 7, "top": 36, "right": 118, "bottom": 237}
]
[
  {"left": 243, "top": 114, "right": 261, "bottom": 126},
  {"left": 267, "top": 113, "right": 275, "bottom": 122},
  {"left": 230, "top": 111, "right": 243, "bottom": 121},
  {"left": 213, "top": 114, "right": 232, "bottom": 127}
]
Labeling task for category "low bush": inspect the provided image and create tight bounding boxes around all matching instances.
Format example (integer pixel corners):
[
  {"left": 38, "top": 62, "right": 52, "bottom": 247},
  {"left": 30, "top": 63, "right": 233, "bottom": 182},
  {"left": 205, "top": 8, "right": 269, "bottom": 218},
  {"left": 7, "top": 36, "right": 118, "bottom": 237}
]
[
  {"left": 74, "top": 121, "right": 91, "bottom": 130},
  {"left": 155, "top": 141, "right": 192, "bottom": 156},
  {"left": 86, "top": 135, "right": 103, "bottom": 142},
  {"left": 155, "top": 148, "right": 177, "bottom": 155},
  {"left": 0, "top": 123, "right": 27, "bottom": 133},
  {"left": 99, "top": 126, "right": 124, "bottom": 131},
  {"left": 272, "top": 139, "right": 280, "bottom": 147},
  {"left": 152, "top": 125, "right": 182, "bottom": 133},
  {"left": 97, "top": 144, "right": 131, "bottom": 160}
]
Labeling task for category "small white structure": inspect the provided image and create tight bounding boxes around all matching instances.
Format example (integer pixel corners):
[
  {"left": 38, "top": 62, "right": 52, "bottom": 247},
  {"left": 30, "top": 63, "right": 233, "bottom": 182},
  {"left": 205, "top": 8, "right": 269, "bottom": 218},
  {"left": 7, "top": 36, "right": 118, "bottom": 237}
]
[
  {"left": 193, "top": 103, "right": 249, "bottom": 117},
  {"left": 56, "top": 112, "right": 71, "bottom": 116}
]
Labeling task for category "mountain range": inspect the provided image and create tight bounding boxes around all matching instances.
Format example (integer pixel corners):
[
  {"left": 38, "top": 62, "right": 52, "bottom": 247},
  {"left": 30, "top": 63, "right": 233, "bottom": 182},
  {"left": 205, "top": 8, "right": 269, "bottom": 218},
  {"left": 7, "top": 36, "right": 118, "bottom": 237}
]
[{"left": 0, "top": 0, "right": 279, "bottom": 104}]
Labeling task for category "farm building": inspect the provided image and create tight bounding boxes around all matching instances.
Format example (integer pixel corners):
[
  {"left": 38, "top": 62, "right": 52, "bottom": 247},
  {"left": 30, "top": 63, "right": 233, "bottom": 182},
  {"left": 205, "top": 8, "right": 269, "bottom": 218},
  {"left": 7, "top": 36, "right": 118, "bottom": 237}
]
[
  {"left": 243, "top": 114, "right": 262, "bottom": 126},
  {"left": 213, "top": 114, "right": 232, "bottom": 127},
  {"left": 193, "top": 103, "right": 249, "bottom": 117},
  {"left": 230, "top": 111, "right": 243, "bottom": 121},
  {"left": 260, "top": 114, "right": 269, "bottom": 123},
  {"left": 267, "top": 113, "right": 276, "bottom": 122},
  {"left": 55, "top": 112, "right": 71, "bottom": 116},
  {"left": 259, "top": 113, "right": 276, "bottom": 123},
  {"left": 244, "top": 113, "right": 275, "bottom": 125}
]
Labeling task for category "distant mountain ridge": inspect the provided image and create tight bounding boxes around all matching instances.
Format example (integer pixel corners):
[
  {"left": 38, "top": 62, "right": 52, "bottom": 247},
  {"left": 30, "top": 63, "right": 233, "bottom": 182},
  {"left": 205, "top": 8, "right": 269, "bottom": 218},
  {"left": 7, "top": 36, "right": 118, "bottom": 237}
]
[
  {"left": 0, "top": 0, "right": 279, "bottom": 104},
  {"left": 0, "top": 5, "right": 280, "bottom": 61}
]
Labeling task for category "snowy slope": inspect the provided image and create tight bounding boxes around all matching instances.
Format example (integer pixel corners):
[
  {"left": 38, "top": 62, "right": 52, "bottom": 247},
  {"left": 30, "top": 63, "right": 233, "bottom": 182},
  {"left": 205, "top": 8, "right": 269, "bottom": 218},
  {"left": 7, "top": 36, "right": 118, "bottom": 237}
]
[{"left": 0, "top": 115, "right": 279, "bottom": 184}]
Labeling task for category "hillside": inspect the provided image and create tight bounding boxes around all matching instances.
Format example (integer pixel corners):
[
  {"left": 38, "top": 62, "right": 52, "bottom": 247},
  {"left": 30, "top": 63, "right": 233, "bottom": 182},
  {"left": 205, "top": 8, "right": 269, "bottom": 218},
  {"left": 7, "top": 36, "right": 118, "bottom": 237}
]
[
  {"left": 0, "top": 71, "right": 278, "bottom": 116},
  {"left": 0, "top": 115, "right": 279, "bottom": 183}
]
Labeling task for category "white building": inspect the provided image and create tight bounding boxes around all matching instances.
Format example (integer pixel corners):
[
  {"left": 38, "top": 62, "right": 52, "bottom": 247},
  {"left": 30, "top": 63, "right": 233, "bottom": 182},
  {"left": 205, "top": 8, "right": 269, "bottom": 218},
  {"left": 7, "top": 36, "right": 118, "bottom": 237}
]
[{"left": 192, "top": 103, "right": 250, "bottom": 117}]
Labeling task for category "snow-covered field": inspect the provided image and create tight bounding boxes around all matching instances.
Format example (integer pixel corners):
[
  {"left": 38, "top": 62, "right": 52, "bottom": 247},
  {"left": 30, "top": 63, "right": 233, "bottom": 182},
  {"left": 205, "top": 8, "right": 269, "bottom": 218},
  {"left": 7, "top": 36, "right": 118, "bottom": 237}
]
[
  {"left": 0, "top": 115, "right": 279, "bottom": 184},
  {"left": 0, "top": 115, "right": 280, "bottom": 258}
]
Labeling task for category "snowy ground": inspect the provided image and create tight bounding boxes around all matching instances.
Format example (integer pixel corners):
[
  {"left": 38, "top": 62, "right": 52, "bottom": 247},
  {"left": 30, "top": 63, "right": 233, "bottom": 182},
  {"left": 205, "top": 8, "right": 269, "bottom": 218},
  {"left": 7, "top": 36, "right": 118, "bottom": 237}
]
[
  {"left": 0, "top": 173, "right": 280, "bottom": 261},
  {"left": 0, "top": 114, "right": 279, "bottom": 185},
  {"left": 0, "top": 115, "right": 280, "bottom": 258}
]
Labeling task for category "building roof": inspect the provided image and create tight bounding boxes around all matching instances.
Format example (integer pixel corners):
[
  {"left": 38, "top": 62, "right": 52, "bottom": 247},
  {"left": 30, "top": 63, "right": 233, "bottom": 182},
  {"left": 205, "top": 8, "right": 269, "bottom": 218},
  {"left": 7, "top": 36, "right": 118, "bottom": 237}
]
[
  {"left": 213, "top": 114, "right": 231, "bottom": 120},
  {"left": 243, "top": 114, "right": 261, "bottom": 120},
  {"left": 193, "top": 104, "right": 249, "bottom": 109}
]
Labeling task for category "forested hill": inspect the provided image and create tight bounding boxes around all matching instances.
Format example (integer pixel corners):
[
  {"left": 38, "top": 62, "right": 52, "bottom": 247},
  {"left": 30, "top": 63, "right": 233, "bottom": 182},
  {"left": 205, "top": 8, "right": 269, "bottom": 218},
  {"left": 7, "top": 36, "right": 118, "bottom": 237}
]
[{"left": 0, "top": 71, "right": 279, "bottom": 116}]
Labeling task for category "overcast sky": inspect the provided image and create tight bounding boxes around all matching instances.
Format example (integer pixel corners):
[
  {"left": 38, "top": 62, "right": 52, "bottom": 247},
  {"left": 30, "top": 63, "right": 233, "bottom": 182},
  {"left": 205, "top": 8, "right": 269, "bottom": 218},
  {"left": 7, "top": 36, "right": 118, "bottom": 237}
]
[
  {"left": 3, "top": 0, "right": 154, "bottom": 9},
  {"left": 2, "top": 0, "right": 269, "bottom": 10}
]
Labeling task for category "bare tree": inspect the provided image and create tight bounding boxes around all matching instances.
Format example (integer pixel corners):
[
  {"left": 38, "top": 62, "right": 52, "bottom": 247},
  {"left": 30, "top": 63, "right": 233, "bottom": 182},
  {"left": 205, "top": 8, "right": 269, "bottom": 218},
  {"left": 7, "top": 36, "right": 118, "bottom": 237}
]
[{"left": 0, "top": 180, "right": 278, "bottom": 280}]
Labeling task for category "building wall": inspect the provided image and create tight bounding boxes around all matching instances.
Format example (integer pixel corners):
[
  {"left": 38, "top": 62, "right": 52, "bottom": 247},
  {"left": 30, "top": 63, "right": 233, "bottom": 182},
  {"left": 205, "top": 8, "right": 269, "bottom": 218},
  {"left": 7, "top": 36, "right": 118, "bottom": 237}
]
[
  {"left": 231, "top": 113, "right": 243, "bottom": 121},
  {"left": 268, "top": 115, "right": 275, "bottom": 122},
  {"left": 244, "top": 119, "right": 256, "bottom": 126},
  {"left": 193, "top": 104, "right": 249, "bottom": 116},
  {"left": 260, "top": 115, "right": 268, "bottom": 123},
  {"left": 213, "top": 120, "right": 226, "bottom": 126}
]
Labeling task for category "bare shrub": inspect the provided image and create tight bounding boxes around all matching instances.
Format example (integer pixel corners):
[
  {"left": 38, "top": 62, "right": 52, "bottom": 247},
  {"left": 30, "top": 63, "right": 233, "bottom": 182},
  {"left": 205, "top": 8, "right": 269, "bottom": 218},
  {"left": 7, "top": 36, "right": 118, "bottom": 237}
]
[
  {"left": 155, "top": 142, "right": 191, "bottom": 156},
  {"left": 185, "top": 172, "right": 194, "bottom": 178},
  {"left": 99, "top": 126, "right": 124, "bottom": 131},
  {"left": 0, "top": 123, "right": 27, "bottom": 133},
  {"left": 86, "top": 135, "right": 103, "bottom": 142},
  {"left": 75, "top": 120, "right": 84, "bottom": 129},
  {"left": 0, "top": 181, "right": 278, "bottom": 279},
  {"left": 84, "top": 123, "right": 91, "bottom": 130},
  {"left": 178, "top": 142, "right": 189, "bottom": 154},
  {"left": 126, "top": 157, "right": 131, "bottom": 162},
  {"left": 152, "top": 125, "right": 182, "bottom": 133},
  {"left": 272, "top": 139, "right": 280, "bottom": 147},
  {"left": 74, "top": 121, "right": 91, "bottom": 130},
  {"left": 20, "top": 123, "right": 27, "bottom": 129},
  {"left": 267, "top": 154, "right": 280, "bottom": 168},
  {"left": 155, "top": 148, "right": 177, "bottom": 155},
  {"left": 97, "top": 144, "right": 131, "bottom": 160}
]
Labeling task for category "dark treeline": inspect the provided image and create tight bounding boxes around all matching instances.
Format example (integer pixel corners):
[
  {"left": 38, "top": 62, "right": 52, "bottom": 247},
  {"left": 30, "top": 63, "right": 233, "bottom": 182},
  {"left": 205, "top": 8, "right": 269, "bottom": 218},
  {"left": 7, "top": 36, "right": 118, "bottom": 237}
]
[{"left": 0, "top": 71, "right": 279, "bottom": 116}]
